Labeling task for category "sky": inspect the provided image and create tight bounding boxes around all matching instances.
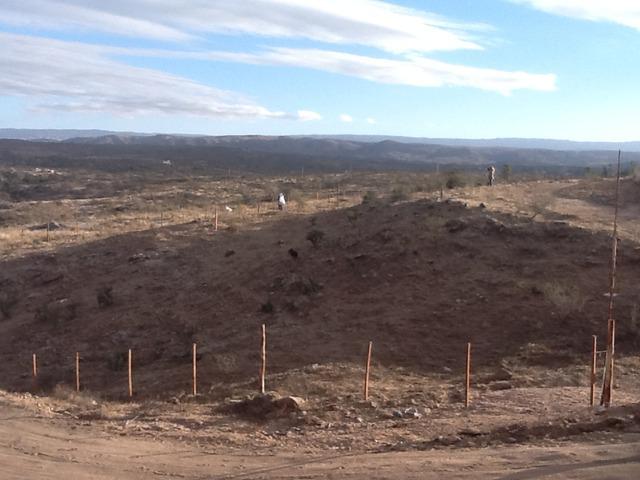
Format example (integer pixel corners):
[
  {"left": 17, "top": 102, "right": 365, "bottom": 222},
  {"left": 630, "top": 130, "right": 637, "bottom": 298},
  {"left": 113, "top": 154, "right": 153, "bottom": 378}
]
[{"left": 1, "top": 0, "right": 639, "bottom": 141}]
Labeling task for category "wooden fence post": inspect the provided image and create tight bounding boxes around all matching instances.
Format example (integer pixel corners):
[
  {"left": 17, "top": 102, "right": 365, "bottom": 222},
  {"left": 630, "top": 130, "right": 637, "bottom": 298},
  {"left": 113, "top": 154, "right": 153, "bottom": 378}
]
[
  {"left": 590, "top": 335, "right": 597, "bottom": 407},
  {"left": 260, "top": 324, "right": 266, "bottom": 394},
  {"left": 601, "top": 319, "right": 616, "bottom": 407},
  {"left": 465, "top": 342, "right": 472, "bottom": 408},
  {"left": 76, "top": 352, "right": 80, "bottom": 392},
  {"left": 364, "top": 341, "right": 373, "bottom": 401},
  {"left": 214, "top": 207, "right": 219, "bottom": 231},
  {"left": 32, "top": 353, "right": 37, "bottom": 378},
  {"left": 192, "top": 343, "right": 197, "bottom": 396},
  {"left": 128, "top": 349, "right": 133, "bottom": 398}
]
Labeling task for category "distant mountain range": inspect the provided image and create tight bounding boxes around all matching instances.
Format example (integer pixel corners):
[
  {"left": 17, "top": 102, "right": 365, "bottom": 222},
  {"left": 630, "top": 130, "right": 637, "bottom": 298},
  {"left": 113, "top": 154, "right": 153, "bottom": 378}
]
[
  {"left": 0, "top": 128, "right": 149, "bottom": 141},
  {"left": 1, "top": 130, "right": 636, "bottom": 174},
  {"left": 1, "top": 128, "right": 638, "bottom": 152}
]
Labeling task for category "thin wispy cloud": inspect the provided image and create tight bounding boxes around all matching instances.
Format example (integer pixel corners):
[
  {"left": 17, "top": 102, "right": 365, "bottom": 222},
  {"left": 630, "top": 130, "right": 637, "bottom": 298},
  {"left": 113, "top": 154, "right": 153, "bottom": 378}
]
[
  {"left": 512, "top": 1, "right": 640, "bottom": 30},
  {"left": 366, "top": 117, "right": 377, "bottom": 124},
  {"left": 181, "top": 47, "right": 556, "bottom": 95},
  {"left": 297, "top": 110, "right": 323, "bottom": 121},
  {"left": 0, "top": 33, "right": 285, "bottom": 118},
  {"left": 0, "top": 1, "right": 558, "bottom": 120},
  {"left": 0, "top": 0, "right": 485, "bottom": 54},
  {"left": 340, "top": 114, "right": 354, "bottom": 123}
]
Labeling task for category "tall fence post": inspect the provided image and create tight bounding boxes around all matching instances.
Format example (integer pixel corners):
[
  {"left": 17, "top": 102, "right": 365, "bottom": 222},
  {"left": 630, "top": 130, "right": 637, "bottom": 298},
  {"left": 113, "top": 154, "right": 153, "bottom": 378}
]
[
  {"left": 465, "top": 342, "right": 472, "bottom": 408},
  {"left": 260, "top": 324, "right": 266, "bottom": 394},
  {"left": 590, "top": 335, "right": 597, "bottom": 407},
  {"left": 601, "top": 319, "right": 616, "bottom": 407},
  {"left": 364, "top": 341, "right": 373, "bottom": 401},
  {"left": 128, "top": 349, "right": 133, "bottom": 398},
  {"left": 214, "top": 207, "right": 219, "bottom": 231},
  {"left": 192, "top": 343, "right": 197, "bottom": 396},
  {"left": 76, "top": 352, "right": 80, "bottom": 392}
]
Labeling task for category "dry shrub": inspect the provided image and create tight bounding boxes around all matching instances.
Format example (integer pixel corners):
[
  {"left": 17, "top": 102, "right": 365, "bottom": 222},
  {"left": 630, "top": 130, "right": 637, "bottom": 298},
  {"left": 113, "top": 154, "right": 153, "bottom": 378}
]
[
  {"left": 445, "top": 172, "right": 466, "bottom": 189},
  {"left": 97, "top": 286, "right": 114, "bottom": 308},
  {"left": 0, "top": 290, "right": 18, "bottom": 319},
  {"left": 35, "top": 299, "right": 78, "bottom": 326},
  {"left": 361, "top": 190, "right": 378, "bottom": 205},
  {"left": 306, "top": 229, "right": 325, "bottom": 248},
  {"left": 52, "top": 384, "right": 100, "bottom": 408},
  {"left": 530, "top": 193, "right": 555, "bottom": 219},
  {"left": 542, "top": 282, "right": 585, "bottom": 317},
  {"left": 389, "top": 186, "right": 409, "bottom": 202}
]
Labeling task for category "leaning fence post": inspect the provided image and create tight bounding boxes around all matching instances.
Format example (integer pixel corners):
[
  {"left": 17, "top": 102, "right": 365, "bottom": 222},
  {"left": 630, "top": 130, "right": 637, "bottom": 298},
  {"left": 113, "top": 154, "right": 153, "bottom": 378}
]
[
  {"left": 465, "top": 342, "right": 472, "bottom": 408},
  {"left": 364, "top": 341, "right": 373, "bottom": 401},
  {"left": 260, "top": 324, "right": 266, "bottom": 394}
]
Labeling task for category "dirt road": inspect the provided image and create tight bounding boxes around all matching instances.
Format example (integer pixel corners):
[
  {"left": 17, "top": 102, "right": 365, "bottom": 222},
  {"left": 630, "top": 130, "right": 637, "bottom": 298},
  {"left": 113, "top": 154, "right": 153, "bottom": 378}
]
[{"left": 2, "top": 403, "right": 639, "bottom": 480}]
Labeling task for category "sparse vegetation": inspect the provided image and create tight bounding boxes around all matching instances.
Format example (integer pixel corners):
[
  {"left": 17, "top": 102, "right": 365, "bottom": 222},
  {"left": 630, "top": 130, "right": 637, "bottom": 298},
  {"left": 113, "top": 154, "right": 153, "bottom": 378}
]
[
  {"left": 389, "top": 186, "right": 409, "bottom": 202},
  {"left": 541, "top": 282, "right": 585, "bottom": 317},
  {"left": 35, "top": 299, "right": 78, "bottom": 326},
  {"left": 0, "top": 290, "right": 18, "bottom": 319},
  {"left": 306, "top": 229, "right": 325, "bottom": 248},
  {"left": 501, "top": 164, "right": 512, "bottom": 182},
  {"left": 260, "top": 300, "right": 275, "bottom": 314},
  {"left": 361, "top": 190, "right": 378, "bottom": 204},
  {"left": 107, "top": 351, "right": 127, "bottom": 371},
  {"left": 445, "top": 171, "right": 466, "bottom": 189},
  {"left": 97, "top": 286, "right": 114, "bottom": 308}
]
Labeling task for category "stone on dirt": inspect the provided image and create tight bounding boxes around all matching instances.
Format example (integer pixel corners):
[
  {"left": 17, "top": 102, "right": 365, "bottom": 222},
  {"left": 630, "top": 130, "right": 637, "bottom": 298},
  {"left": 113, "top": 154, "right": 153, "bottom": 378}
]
[{"left": 230, "top": 392, "right": 305, "bottom": 419}]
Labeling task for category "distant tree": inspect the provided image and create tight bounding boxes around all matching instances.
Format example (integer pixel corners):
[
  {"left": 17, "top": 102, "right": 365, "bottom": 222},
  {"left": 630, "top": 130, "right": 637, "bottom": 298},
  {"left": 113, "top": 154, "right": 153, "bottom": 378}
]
[
  {"left": 500, "top": 164, "right": 512, "bottom": 182},
  {"left": 602, "top": 165, "right": 610, "bottom": 178},
  {"left": 622, "top": 161, "right": 636, "bottom": 177}
]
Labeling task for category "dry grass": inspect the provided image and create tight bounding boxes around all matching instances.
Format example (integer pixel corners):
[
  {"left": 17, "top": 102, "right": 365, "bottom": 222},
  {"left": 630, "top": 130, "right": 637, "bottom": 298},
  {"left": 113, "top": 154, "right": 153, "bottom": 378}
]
[
  {"left": 541, "top": 281, "right": 586, "bottom": 318},
  {"left": 1, "top": 167, "right": 454, "bottom": 260}
]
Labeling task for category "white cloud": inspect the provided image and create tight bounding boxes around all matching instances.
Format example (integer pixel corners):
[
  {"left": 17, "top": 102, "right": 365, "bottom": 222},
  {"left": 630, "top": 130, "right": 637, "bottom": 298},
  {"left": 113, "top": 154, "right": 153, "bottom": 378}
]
[
  {"left": 0, "top": 0, "right": 485, "bottom": 53},
  {"left": 512, "top": 1, "right": 640, "bottom": 30},
  {"left": 193, "top": 47, "right": 557, "bottom": 95},
  {"left": 297, "top": 110, "right": 323, "bottom": 121},
  {"left": 0, "top": 33, "right": 287, "bottom": 118},
  {"left": 340, "top": 114, "right": 354, "bottom": 123},
  {"left": 366, "top": 117, "right": 377, "bottom": 124}
]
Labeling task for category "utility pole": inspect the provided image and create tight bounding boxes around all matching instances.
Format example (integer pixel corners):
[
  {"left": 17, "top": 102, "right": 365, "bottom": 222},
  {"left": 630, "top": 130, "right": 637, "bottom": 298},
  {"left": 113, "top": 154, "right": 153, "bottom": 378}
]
[{"left": 600, "top": 150, "right": 621, "bottom": 407}]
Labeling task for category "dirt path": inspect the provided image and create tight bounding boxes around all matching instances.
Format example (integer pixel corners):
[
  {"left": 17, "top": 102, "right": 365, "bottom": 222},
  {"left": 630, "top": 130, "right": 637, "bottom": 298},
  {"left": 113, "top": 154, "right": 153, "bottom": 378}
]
[{"left": 2, "top": 403, "right": 639, "bottom": 480}]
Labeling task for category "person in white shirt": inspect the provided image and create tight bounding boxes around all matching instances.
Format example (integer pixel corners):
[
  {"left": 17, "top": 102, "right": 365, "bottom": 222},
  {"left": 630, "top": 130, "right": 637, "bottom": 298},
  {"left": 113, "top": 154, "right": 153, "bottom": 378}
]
[
  {"left": 487, "top": 166, "right": 496, "bottom": 186},
  {"left": 277, "top": 192, "right": 286, "bottom": 211}
]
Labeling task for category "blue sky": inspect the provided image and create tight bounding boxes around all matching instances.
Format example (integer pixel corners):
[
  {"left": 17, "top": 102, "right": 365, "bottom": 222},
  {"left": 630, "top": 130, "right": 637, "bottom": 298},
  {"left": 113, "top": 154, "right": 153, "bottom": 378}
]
[{"left": 1, "top": 1, "right": 639, "bottom": 140}]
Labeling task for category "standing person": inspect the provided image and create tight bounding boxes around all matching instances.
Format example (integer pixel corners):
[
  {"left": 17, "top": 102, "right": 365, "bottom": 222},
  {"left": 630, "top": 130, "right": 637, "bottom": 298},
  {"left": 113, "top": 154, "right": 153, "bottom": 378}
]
[
  {"left": 277, "top": 192, "right": 286, "bottom": 211},
  {"left": 487, "top": 165, "right": 496, "bottom": 186}
]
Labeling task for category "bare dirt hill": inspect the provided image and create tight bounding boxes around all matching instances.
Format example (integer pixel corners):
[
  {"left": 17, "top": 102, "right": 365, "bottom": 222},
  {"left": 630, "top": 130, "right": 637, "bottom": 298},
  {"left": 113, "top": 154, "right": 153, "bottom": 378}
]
[{"left": 1, "top": 197, "right": 639, "bottom": 400}]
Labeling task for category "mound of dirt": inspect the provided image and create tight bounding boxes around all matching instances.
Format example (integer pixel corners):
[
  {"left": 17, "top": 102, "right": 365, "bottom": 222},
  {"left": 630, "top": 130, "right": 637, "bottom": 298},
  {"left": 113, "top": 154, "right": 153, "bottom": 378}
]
[{"left": 1, "top": 198, "right": 639, "bottom": 399}]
